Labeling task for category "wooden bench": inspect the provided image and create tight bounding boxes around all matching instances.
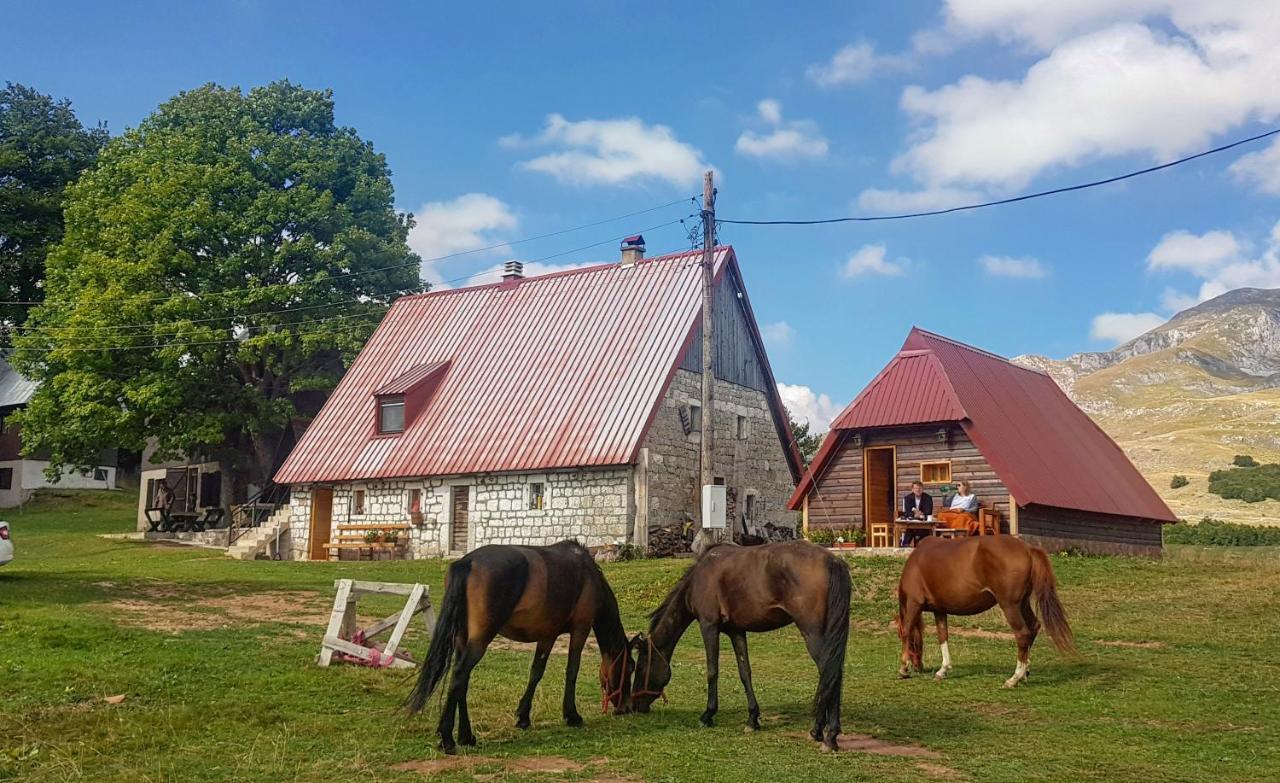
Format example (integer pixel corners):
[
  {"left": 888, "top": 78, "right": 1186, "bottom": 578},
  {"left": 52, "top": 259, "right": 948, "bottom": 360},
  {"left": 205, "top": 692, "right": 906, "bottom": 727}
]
[{"left": 323, "top": 522, "right": 412, "bottom": 561}]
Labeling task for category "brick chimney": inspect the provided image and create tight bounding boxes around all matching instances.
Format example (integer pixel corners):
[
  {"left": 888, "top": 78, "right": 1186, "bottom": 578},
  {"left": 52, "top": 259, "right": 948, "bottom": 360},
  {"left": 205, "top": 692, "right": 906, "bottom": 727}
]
[
  {"left": 619, "top": 235, "right": 645, "bottom": 266},
  {"left": 501, "top": 260, "right": 524, "bottom": 281}
]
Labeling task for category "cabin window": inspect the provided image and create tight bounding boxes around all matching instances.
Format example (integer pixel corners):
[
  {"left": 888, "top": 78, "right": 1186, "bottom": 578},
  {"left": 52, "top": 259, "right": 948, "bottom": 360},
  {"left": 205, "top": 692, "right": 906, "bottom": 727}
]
[
  {"left": 408, "top": 488, "right": 421, "bottom": 514},
  {"left": 378, "top": 397, "right": 405, "bottom": 434},
  {"left": 921, "top": 461, "right": 952, "bottom": 485},
  {"left": 0, "top": 467, "right": 12, "bottom": 490},
  {"left": 93, "top": 467, "right": 109, "bottom": 482},
  {"left": 736, "top": 415, "right": 749, "bottom": 440},
  {"left": 353, "top": 489, "right": 366, "bottom": 515},
  {"left": 529, "top": 482, "right": 546, "bottom": 510}
]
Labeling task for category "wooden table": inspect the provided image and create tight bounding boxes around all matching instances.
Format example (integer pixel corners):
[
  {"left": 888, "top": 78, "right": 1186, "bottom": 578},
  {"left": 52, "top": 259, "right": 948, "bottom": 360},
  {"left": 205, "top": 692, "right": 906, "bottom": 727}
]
[{"left": 892, "top": 519, "right": 939, "bottom": 547}]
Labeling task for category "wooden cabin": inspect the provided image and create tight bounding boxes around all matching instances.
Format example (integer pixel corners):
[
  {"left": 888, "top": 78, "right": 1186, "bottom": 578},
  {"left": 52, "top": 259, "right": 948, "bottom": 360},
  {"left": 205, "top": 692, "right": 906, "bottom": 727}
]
[{"left": 789, "top": 328, "right": 1176, "bottom": 557}]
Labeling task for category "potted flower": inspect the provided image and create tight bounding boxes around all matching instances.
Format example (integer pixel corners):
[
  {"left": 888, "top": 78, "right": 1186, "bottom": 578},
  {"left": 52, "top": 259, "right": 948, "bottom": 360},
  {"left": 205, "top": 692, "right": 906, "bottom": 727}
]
[
  {"left": 364, "top": 529, "right": 382, "bottom": 544},
  {"left": 385, "top": 529, "right": 401, "bottom": 547},
  {"left": 831, "top": 529, "right": 865, "bottom": 550}
]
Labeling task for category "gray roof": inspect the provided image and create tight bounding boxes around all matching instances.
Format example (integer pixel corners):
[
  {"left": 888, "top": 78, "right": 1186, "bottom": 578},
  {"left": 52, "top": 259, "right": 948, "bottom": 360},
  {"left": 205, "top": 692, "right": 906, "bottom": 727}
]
[{"left": 0, "top": 358, "right": 38, "bottom": 408}]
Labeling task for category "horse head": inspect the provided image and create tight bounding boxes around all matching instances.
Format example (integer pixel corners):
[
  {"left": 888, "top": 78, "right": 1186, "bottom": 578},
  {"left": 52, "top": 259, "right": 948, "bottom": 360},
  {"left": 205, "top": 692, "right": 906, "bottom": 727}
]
[
  {"left": 629, "top": 632, "right": 671, "bottom": 713},
  {"left": 599, "top": 642, "right": 634, "bottom": 715}
]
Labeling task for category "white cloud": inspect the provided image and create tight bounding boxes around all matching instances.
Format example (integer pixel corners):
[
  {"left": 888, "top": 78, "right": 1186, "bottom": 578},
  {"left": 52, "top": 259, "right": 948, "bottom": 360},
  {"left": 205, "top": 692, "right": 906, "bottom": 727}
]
[
  {"left": 1146, "top": 229, "right": 1242, "bottom": 273},
  {"left": 1229, "top": 136, "right": 1280, "bottom": 195},
  {"left": 761, "top": 320, "right": 796, "bottom": 350},
  {"left": 735, "top": 100, "right": 829, "bottom": 161},
  {"left": 1090, "top": 311, "right": 1165, "bottom": 344},
  {"left": 407, "top": 193, "right": 518, "bottom": 286},
  {"left": 505, "top": 113, "right": 711, "bottom": 188},
  {"left": 777, "top": 382, "right": 844, "bottom": 432},
  {"left": 886, "top": 6, "right": 1280, "bottom": 191},
  {"left": 856, "top": 186, "right": 985, "bottom": 214},
  {"left": 979, "top": 255, "right": 1049, "bottom": 278},
  {"left": 1148, "top": 221, "right": 1280, "bottom": 307},
  {"left": 806, "top": 42, "right": 905, "bottom": 88},
  {"left": 841, "top": 244, "right": 907, "bottom": 278}
]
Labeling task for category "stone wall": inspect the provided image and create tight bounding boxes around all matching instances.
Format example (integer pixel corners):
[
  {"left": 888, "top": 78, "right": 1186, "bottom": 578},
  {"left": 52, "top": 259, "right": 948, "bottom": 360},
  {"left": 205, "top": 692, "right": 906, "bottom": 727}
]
[
  {"left": 286, "top": 466, "right": 633, "bottom": 559},
  {"left": 640, "top": 369, "right": 796, "bottom": 536}
]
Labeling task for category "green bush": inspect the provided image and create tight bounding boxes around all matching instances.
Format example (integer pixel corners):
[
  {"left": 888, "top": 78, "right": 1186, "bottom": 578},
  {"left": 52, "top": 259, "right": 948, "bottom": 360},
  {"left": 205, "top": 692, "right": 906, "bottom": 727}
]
[
  {"left": 1208, "top": 463, "right": 1280, "bottom": 503},
  {"left": 1170, "top": 475, "right": 1189, "bottom": 489},
  {"left": 805, "top": 527, "right": 864, "bottom": 546},
  {"left": 1164, "top": 517, "right": 1280, "bottom": 546},
  {"left": 1233, "top": 454, "right": 1258, "bottom": 468}
]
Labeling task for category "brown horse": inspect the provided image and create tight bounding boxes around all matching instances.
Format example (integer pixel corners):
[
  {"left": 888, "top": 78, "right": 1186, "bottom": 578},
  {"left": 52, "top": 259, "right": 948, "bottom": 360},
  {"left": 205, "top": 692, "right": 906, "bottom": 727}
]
[
  {"left": 897, "top": 536, "right": 1075, "bottom": 688},
  {"left": 406, "top": 541, "right": 632, "bottom": 753},
  {"left": 630, "top": 541, "right": 851, "bottom": 751}
]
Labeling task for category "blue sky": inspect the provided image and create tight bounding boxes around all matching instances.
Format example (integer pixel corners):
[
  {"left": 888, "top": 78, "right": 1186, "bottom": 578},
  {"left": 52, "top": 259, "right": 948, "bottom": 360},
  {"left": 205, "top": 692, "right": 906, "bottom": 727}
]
[{"left": 5, "top": 1, "right": 1279, "bottom": 428}]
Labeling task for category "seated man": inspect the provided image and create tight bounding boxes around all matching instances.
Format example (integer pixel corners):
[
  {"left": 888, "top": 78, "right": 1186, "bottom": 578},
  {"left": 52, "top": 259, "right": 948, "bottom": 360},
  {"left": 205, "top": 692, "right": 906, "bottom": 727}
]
[
  {"left": 899, "top": 481, "right": 933, "bottom": 546},
  {"left": 935, "top": 480, "right": 980, "bottom": 535}
]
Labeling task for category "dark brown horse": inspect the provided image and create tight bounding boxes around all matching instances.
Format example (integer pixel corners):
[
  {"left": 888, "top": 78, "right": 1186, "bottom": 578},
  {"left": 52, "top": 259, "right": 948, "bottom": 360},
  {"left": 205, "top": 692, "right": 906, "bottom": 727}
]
[
  {"left": 406, "top": 541, "right": 632, "bottom": 753},
  {"left": 897, "top": 536, "right": 1075, "bottom": 688},
  {"left": 630, "top": 541, "right": 851, "bottom": 751}
]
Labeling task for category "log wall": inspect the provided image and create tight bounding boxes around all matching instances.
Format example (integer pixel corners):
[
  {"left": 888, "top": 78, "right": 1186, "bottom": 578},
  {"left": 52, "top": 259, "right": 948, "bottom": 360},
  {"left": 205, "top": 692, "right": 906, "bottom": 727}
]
[
  {"left": 1019, "top": 505, "right": 1164, "bottom": 557},
  {"left": 806, "top": 424, "right": 1009, "bottom": 532}
]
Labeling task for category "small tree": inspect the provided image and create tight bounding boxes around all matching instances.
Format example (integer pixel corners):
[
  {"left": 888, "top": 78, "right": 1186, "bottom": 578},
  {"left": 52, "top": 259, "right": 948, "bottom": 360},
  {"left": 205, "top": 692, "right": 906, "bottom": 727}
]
[
  {"left": 1170, "top": 475, "right": 1189, "bottom": 489},
  {"left": 12, "top": 81, "right": 422, "bottom": 499},
  {"left": 787, "top": 407, "right": 825, "bottom": 465},
  {"left": 0, "top": 83, "right": 108, "bottom": 341},
  {"left": 1232, "top": 455, "right": 1258, "bottom": 468}
]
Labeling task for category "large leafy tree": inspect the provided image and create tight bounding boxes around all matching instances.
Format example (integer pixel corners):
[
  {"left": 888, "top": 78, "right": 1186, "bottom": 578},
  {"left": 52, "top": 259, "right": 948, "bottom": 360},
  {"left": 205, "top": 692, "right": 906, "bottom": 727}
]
[
  {"left": 12, "top": 81, "right": 422, "bottom": 498},
  {"left": 0, "top": 83, "right": 108, "bottom": 338},
  {"left": 787, "top": 408, "right": 824, "bottom": 465}
]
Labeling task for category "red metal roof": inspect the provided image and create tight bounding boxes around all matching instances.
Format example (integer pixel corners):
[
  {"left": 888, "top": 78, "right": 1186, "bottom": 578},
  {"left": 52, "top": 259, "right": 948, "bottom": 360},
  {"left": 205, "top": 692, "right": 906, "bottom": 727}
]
[
  {"left": 789, "top": 328, "right": 1176, "bottom": 522},
  {"left": 276, "top": 246, "right": 801, "bottom": 484},
  {"left": 374, "top": 361, "right": 449, "bottom": 396}
]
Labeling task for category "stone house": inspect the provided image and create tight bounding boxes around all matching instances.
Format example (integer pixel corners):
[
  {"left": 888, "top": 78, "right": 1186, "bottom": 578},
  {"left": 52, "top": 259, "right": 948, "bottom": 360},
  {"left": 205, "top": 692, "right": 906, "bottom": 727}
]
[
  {"left": 789, "top": 328, "right": 1176, "bottom": 556},
  {"left": 273, "top": 240, "right": 803, "bottom": 559}
]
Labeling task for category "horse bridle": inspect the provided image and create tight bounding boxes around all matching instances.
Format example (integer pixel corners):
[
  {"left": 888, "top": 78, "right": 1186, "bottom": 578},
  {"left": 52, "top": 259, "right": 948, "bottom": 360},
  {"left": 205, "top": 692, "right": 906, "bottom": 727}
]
[
  {"left": 630, "top": 636, "right": 670, "bottom": 706},
  {"left": 598, "top": 636, "right": 671, "bottom": 713}
]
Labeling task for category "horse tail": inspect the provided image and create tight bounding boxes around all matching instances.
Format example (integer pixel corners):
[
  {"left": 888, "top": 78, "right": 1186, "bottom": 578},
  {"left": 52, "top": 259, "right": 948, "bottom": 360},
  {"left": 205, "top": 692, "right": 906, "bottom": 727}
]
[
  {"left": 814, "top": 555, "right": 851, "bottom": 725},
  {"left": 1029, "top": 547, "right": 1076, "bottom": 655},
  {"left": 406, "top": 558, "right": 472, "bottom": 714}
]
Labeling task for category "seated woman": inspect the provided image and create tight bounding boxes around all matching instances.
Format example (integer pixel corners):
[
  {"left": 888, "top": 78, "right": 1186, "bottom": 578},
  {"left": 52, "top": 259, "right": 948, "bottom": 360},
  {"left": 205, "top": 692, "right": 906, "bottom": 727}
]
[{"left": 934, "top": 480, "right": 980, "bottom": 535}]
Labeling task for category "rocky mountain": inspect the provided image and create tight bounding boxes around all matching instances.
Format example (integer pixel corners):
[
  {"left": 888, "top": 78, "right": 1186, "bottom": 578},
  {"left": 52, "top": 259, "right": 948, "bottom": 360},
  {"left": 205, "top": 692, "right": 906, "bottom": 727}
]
[{"left": 1015, "top": 288, "right": 1280, "bottom": 524}]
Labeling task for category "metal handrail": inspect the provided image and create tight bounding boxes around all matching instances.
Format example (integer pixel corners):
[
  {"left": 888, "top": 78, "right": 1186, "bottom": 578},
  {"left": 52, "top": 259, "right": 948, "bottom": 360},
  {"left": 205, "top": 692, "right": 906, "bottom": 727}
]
[{"left": 228, "top": 484, "right": 291, "bottom": 546}]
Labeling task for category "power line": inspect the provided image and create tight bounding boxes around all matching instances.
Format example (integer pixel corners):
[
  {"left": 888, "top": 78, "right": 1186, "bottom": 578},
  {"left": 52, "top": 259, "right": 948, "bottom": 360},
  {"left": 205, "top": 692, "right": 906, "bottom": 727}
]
[
  {"left": 719, "top": 127, "right": 1280, "bottom": 226},
  {"left": 22, "top": 226, "right": 697, "bottom": 351},
  {"left": 12, "top": 217, "right": 693, "bottom": 338},
  {"left": 0, "top": 196, "right": 695, "bottom": 307}
]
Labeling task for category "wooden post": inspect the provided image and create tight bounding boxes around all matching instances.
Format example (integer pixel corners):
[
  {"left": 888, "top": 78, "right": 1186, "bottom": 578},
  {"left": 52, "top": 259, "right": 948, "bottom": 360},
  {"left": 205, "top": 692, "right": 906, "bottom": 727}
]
[{"left": 698, "top": 171, "right": 719, "bottom": 546}]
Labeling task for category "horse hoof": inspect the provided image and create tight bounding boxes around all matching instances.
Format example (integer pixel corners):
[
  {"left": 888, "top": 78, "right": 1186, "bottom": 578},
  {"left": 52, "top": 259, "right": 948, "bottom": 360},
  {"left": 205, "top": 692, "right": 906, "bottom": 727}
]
[
  {"left": 699, "top": 714, "right": 715, "bottom": 728},
  {"left": 440, "top": 743, "right": 457, "bottom": 756},
  {"left": 820, "top": 741, "right": 838, "bottom": 753},
  {"left": 809, "top": 728, "right": 823, "bottom": 742},
  {"left": 1002, "top": 679, "right": 1019, "bottom": 689},
  {"left": 459, "top": 735, "right": 477, "bottom": 747},
  {"left": 934, "top": 670, "right": 948, "bottom": 681},
  {"left": 898, "top": 671, "right": 911, "bottom": 679},
  {"left": 565, "top": 715, "right": 584, "bottom": 728},
  {"left": 515, "top": 718, "right": 531, "bottom": 730}
]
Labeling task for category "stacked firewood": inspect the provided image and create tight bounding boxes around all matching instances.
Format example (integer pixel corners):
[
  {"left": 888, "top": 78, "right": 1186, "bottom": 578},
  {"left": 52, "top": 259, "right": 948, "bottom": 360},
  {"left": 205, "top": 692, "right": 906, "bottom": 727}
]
[{"left": 647, "top": 522, "right": 693, "bottom": 557}]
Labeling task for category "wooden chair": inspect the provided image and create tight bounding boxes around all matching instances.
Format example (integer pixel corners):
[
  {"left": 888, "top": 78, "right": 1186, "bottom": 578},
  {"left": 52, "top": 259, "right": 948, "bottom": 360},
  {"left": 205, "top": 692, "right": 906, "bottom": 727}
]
[
  {"left": 978, "top": 508, "right": 1002, "bottom": 536},
  {"left": 869, "top": 522, "right": 890, "bottom": 548}
]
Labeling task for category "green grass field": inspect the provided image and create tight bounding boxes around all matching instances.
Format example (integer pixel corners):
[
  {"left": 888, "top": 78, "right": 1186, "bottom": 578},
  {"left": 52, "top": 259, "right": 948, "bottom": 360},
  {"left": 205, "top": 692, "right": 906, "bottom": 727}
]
[{"left": 3, "top": 491, "right": 1278, "bottom": 783}]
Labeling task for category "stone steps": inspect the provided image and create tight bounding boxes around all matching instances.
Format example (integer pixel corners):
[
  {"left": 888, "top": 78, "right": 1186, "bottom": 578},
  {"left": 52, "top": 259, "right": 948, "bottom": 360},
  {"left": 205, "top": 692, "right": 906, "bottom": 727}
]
[{"left": 226, "top": 505, "right": 292, "bottom": 560}]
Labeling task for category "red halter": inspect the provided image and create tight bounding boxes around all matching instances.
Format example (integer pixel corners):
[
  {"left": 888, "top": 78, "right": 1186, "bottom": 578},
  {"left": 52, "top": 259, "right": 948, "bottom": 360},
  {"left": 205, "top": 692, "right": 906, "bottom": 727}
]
[
  {"left": 630, "top": 636, "right": 670, "bottom": 706},
  {"left": 599, "top": 647, "right": 631, "bottom": 714}
]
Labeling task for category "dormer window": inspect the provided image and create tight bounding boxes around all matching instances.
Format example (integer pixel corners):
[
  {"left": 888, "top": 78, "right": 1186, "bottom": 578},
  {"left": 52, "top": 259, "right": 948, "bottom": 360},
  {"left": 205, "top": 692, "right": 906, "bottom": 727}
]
[
  {"left": 378, "top": 396, "right": 405, "bottom": 434},
  {"left": 373, "top": 361, "right": 450, "bottom": 437}
]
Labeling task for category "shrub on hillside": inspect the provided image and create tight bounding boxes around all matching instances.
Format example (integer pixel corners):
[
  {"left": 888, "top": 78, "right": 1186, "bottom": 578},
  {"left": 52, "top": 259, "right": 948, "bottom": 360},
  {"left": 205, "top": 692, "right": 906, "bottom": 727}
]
[
  {"left": 1208, "top": 463, "right": 1280, "bottom": 503},
  {"left": 1233, "top": 454, "right": 1258, "bottom": 468},
  {"left": 1170, "top": 475, "right": 1189, "bottom": 489},
  {"left": 1164, "top": 517, "right": 1280, "bottom": 546}
]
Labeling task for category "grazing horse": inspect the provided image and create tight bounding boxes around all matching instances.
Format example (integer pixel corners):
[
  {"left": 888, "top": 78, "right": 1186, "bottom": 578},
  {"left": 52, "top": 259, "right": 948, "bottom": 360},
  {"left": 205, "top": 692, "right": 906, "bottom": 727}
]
[
  {"left": 897, "top": 536, "right": 1075, "bottom": 688},
  {"left": 630, "top": 541, "right": 851, "bottom": 751},
  {"left": 406, "top": 541, "right": 633, "bottom": 754}
]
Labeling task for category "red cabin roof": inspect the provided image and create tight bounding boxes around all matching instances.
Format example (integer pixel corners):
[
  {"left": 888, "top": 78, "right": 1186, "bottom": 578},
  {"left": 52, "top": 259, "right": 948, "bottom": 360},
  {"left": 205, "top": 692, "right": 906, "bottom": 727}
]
[
  {"left": 276, "top": 246, "right": 801, "bottom": 484},
  {"left": 789, "top": 328, "right": 1176, "bottom": 522}
]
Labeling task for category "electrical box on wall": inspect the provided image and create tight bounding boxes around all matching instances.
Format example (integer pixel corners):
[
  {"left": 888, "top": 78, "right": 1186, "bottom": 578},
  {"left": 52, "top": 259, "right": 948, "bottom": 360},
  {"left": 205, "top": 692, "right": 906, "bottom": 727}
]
[{"left": 701, "top": 484, "right": 726, "bottom": 529}]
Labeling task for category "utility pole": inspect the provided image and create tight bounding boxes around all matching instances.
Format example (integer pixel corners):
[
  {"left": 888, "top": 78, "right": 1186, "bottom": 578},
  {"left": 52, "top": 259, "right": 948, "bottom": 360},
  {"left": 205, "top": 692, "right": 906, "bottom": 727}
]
[{"left": 697, "top": 170, "right": 719, "bottom": 547}]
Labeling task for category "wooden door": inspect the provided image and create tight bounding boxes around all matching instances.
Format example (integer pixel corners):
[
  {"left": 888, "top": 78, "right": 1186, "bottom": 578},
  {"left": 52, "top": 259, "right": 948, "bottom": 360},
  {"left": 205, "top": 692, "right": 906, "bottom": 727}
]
[
  {"left": 450, "top": 486, "right": 470, "bottom": 552},
  {"left": 309, "top": 487, "right": 333, "bottom": 561},
  {"left": 863, "top": 447, "right": 896, "bottom": 527}
]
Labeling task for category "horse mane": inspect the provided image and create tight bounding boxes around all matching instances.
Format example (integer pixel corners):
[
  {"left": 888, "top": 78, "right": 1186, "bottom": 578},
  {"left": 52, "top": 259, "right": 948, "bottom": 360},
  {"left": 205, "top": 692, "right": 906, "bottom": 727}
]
[{"left": 647, "top": 557, "right": 702, "bottom": 632}]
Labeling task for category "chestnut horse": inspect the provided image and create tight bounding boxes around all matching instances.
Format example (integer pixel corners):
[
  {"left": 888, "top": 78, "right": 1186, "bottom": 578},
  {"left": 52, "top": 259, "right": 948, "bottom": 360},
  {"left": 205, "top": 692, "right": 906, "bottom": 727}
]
[
  {"left": 897, "top": 536, "right": 1075, "bottom": 688},
  {"left": 630, "top": 541, "right": 851, "bottom": 751},
  {"left": 406, "top": 541, "right": 632, "bottom": 753}
]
